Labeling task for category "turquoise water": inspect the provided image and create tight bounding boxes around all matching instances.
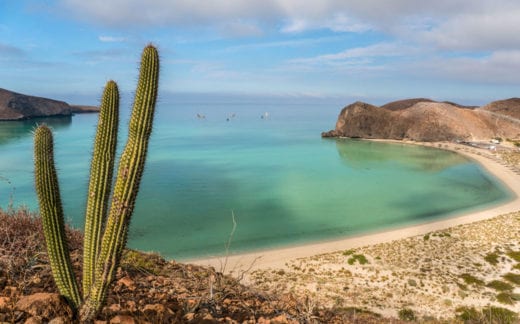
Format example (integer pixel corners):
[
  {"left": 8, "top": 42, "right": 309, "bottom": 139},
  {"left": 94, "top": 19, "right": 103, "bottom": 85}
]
[{"left": 0, "top": 102, "right": 513, "bottom": 260}]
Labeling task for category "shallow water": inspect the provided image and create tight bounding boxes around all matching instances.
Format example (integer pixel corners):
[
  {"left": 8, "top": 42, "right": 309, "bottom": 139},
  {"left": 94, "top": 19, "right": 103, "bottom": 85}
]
[{"left": 0, "top": 102, "right": 513, "bottom": 259}]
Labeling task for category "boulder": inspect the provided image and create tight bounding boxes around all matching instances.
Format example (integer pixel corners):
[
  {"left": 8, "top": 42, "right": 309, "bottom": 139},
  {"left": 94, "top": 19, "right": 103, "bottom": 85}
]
[{"left": 15, "top": 293, "right": 72, "bottom": 320}]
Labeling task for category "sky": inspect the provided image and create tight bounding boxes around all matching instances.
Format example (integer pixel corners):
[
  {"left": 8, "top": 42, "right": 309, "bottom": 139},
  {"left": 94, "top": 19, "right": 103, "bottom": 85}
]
[{"left": 1, "top": 0, "right": 520, "bottom": 106}]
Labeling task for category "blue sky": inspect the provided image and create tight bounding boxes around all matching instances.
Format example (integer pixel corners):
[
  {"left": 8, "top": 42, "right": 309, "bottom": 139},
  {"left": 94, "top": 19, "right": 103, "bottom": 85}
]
[{"left": 1, "top": 1, "right": 520, "bottom": 105}]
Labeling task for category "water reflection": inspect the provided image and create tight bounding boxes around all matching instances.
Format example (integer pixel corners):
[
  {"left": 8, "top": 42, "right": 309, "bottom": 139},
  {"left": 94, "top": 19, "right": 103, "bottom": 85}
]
[
  {"left": 0, "top": 116, "right": 72, "bottom": 146},
  {"left": 334, "top": 139, "right": 466, "bottom": 172}
]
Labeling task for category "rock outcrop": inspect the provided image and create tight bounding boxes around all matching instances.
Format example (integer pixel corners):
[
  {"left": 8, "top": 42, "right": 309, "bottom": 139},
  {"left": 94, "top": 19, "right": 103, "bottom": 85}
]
[
  {"left": 322, "top": 98, "right": 520, "bottom": 142},
  {"left": 0, "top": 88, "right": 98, "bottom": 120}
]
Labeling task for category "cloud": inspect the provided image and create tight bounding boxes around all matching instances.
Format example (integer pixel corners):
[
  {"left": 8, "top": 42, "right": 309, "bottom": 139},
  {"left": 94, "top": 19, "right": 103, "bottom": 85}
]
[
  {"left": 223, "top": 35, "right": 345, "bottom": 52},
  {"left": 71, "top": 48, "right": 128, "bottom": 64},
  {"left": 422, "top": 9, "right": 520, "bottom": 50},
  {"left": 416, "top": 51, "right": 520, "bottom": 84},
  {"left": 0, "top": 43, "right": 25, "bottom": 57},
  {"left": 98, "top": 35, "right": 127, "bottom": 43},
  {"left": 290, "top": 43, "right": 415, "bottom": 65},
  {"left": 58, "top": 0, "right": 520, "bottom": 51},
  {"left": 281, "top": 13, "right": 370, "bottom": 33},
  {"left": 219, "top": 21, "right": 263, "bottom": 38}
]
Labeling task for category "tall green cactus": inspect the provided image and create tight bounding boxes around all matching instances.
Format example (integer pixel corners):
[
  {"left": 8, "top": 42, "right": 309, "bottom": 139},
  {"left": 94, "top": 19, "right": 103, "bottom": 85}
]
[
  {"left": 80, "top": 44, "right": 159, "bottom": 320},
  {"left": 34, "top": 125, "right": 82, "bottom": 309},
  {"left": 82, "top": 80, "right": 119, "bottom": 297},
  {"left": 33, "top": 45, "right": 159, "bottom": 322}
]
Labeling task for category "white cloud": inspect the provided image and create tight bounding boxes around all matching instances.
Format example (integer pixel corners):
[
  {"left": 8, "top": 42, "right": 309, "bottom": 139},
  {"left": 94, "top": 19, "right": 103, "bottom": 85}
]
[
  {"left": 416, "top": 51, "right": 520, "bottom": 84},
  {"left": 98, "top": 35, "right": 127, "bottom": 43},
  {"left": 281, "top": 13, "right": 370, "bottom": 33},
  {"left": 219, "top": 21, "right": 263, "bottom": 38},
  {"left": 423, "top": 9, "right": 520, "bottom": 50},
  {"left": 291, "top": 43, "right": 415, "bottom": 65},
  {"left": 59, "top": 0, "right": 520, "bottom": 49}
]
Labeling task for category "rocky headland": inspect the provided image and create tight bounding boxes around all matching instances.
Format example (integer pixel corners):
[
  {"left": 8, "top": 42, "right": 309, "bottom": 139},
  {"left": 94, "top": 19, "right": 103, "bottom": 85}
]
[
  {"left": 322, "top": 98, "right": 520, "bottom": 142},
  {"left": 0, "top": 88, "right": 98, "bottom": 121}
]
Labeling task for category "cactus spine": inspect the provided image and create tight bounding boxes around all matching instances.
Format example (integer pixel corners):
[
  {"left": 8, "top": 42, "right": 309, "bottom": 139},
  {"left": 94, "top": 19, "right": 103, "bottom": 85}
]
[
  {"left": 82, "top": 80, "right": 119, "bottom": 296},
  {"left": 33, "top": 45, "right": 159, "bottom": 322},
  {"left": 34, "top": 125, "right": 82, "bottom": 309}
]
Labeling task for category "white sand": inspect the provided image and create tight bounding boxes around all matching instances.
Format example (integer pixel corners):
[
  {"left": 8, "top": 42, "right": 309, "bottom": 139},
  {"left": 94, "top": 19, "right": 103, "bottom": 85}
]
[{"left": 189, "top": 141, "right": 520, "bottom": 274}]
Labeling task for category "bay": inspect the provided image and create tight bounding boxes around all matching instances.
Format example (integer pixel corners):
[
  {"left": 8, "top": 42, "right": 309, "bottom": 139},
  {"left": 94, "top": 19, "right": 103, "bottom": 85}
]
[{"left": 0, "top": 101, "right": 513, "bottom": 259}]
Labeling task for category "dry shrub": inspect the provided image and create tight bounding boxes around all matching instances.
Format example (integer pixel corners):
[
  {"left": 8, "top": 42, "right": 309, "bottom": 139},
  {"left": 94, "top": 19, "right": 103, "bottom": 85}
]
[{"left": 0, "top": 207, "right": 82, "bottom": 292}]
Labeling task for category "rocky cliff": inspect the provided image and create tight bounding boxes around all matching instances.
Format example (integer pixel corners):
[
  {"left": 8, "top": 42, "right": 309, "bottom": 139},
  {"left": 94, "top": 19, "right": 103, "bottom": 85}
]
[
  {"left": 322, "top": 98, "right": 520, "bottom": 142},
  {"left": 0, "top": 88, "right": 98, "bottom": 120}
]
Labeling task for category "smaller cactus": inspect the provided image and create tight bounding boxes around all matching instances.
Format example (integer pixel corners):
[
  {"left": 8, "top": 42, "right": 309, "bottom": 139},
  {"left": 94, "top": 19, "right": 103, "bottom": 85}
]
[{"left": 34, "top": 125, "right": 81, "bottom": 308}]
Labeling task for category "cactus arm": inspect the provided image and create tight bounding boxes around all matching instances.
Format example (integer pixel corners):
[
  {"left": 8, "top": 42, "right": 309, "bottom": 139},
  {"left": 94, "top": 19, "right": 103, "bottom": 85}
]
[
  {"left": 80, "top": 44, "right": 159, "bottom": 320},
  {"left": 82, "top": 80, "right": 119, "bottom": 298},
  {"left": 34, "top": 125, "right": 82, "bottom": 309}
]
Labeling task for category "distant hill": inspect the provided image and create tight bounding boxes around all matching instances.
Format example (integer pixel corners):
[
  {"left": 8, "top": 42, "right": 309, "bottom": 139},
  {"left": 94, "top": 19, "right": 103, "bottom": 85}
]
[
  {"left": 482, "top": 98, "right": 520, "bottom": 119},
  {"left": 322, "top": 99, "right": 520, "bottom": 142},
  {"left": 0, "top": 88, "right": 98, "bottom": 120},
  {"left": 380, "top": 98, "right": 435, "bottom": 111},
  {"left": 381, "top": 98, "right": 477, "bottom": 111}
]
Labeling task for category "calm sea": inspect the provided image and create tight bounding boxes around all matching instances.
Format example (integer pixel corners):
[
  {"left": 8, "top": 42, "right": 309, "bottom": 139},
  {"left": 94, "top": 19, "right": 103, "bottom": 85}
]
[{"left": 0, "top": 101, "right": 513, "bottom": 259}]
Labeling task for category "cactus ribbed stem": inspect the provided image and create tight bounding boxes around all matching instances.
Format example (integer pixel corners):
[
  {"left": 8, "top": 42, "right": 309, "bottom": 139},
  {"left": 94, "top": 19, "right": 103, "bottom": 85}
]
[
  {"left": 80, "top": 45, "right": 159, "bottom": 320},
  {"left": 34, "top": 125, "right": 81, "bottom": 309},
  {"left": 82, "top": 80, "right": 119, "bottom": 297}
]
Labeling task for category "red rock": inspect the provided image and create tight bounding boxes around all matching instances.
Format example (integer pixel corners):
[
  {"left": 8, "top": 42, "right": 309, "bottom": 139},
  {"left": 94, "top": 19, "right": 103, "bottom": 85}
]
[
  {"left": 117, "top": 276, "right": 135, "bottom": 290},
  {"left": 183, "top": 312, "right": 195, "bottom": 321},
  {"left": 108, "top": 303, "right": 121, "bottom": 312},
  {"left": 48, "top": 316, "right": 68, "bottom": 324},
  {"left": 126, "top": 300, "right": 137, "bottom": 312},
  {"left": 142, "top": 303, "right": 173, "bottom": 315},
  {"left": 0, "top": 296, "right": 10, "bottom": 310},
  {"left": 24, "top": 316, "right": 42, "bottom": 324},
  {"left": 109, "top": 315, "right": 136, "bottom": 324},
  {"left": 15, "top": 293, "right": 72, "bottom": 320},
  {"left": 270, "top": 314, "right": 289, "bottom": 324}
]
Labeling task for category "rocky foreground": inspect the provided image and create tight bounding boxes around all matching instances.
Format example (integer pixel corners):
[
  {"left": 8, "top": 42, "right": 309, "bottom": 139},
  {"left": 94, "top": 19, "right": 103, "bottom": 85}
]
[
  {"left": 322, "top": 98, "right": 520, "bottom": 142},
  {"left": 0, "top": 208, "right": 393, "bottom": 323},
  {"left": 0, "top": 88, "right": 98, "bottom": 120}
]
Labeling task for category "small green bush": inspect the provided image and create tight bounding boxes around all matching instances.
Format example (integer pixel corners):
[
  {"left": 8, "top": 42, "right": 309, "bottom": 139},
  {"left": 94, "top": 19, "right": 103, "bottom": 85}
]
[
  {"left": 506, "top": 250, "right": 520, "bottom": 262},
  {"left": 496, "top": 292, "right": 517, "bottom": 305},
  {"left": 486, "top": 280, "right": 513, "bottom": 291},
  {"left": 457, "top": 306, "right": 518, "bottom": 323},
  {"left": 342, "top": 249, "right": 355, "bottom": 256},
  {"left": 348, "top": 254, "right": 369, "bottom": 265},
  {"left": 398, "top": 308, "right": 416, "bottom": 321},
  {"left": 455, "top": 306, "right": 480, "bottom": 321},
  {"left": 484, "top": 252, "right": 500, "bottom": 265},
  {"left": 460, "top": 273, "right": 484, "bottom": 286},
  {"left": 503, "top": 272, "right": 520, "bottom": 285}
]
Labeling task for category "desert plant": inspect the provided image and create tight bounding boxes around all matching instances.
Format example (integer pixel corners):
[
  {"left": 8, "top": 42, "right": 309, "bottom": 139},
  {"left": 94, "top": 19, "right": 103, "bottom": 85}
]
[
  {"left": 33, "top": 44, "right": 159, "bottom": 322},
  {"left": 398, "top": 308, "right": 416, "bottom": 321}
]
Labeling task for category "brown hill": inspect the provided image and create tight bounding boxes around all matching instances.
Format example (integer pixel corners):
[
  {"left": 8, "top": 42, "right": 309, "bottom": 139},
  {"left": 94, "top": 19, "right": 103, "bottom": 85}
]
[
  {"left": 0, "top": 88, "right": 98, "bottom": 120},
  {"left": 380, "top": 98, "right": 435, "bottom": 111},
  {"left": 381, "top": 98, "right": 476, "bottom": 111},
  {"left": 322, "top": 100, "right": 520, "bottom": 142},
  {"left": 482, "top": 98, "right": 520, "bottom": 119}
]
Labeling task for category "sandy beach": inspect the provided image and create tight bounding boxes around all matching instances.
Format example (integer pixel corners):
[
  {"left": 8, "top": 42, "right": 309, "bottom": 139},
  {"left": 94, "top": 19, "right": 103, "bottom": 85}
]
[
  {"left": 190, "top": 141, "right": 520, "bottom": 273},
  {"left": 190, "top": 140, "right": 520, "bottom": 319}
]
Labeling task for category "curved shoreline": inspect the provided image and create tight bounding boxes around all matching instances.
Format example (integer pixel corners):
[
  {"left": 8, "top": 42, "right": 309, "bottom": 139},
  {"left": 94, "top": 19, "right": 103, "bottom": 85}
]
[{"left": 188, "top": 140, "right": 520, "bottom": 273}]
